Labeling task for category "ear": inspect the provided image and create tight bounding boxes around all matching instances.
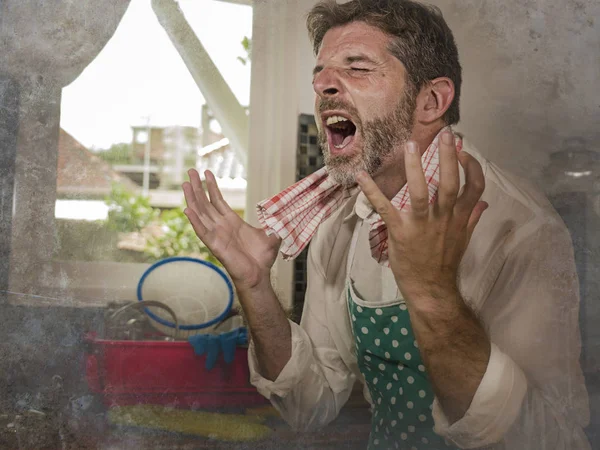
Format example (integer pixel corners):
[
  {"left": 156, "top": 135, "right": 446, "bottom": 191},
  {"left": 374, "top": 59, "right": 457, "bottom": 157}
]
[{"left": 413, "top": 77, "right": 455, "bottom": 125}]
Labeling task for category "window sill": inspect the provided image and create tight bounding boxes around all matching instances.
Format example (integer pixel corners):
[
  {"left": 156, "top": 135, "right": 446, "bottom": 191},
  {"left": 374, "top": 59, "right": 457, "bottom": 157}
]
[{"left": 8, "top": 260, "right": 151, "bottom": 308}]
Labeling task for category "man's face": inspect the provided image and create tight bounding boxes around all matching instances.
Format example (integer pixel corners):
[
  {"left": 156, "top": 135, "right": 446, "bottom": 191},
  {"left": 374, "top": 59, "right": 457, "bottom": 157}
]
[{"left": 313, "top": 22, "right": 416, "bottom": 186}]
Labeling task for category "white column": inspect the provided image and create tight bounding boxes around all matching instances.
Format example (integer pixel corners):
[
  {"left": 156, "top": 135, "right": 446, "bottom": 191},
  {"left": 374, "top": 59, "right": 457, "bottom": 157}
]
[
  {"left": 245, "top": 0, "right": 308, "bottom": 311},
  {"left": 152, "top": 0, "right": 249, "bottom": 166}
]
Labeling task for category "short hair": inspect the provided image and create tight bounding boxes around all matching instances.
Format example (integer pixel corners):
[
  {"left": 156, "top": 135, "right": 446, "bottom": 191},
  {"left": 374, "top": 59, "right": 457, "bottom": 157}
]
[{"left": 307, "top": 0, "right": 462, "bottom": 125}]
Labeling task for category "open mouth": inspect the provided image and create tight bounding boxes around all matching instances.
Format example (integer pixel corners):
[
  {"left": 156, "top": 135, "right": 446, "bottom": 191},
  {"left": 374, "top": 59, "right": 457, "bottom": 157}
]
[{"left": 326, "top": 115, "right": 357, "bottom": 149}]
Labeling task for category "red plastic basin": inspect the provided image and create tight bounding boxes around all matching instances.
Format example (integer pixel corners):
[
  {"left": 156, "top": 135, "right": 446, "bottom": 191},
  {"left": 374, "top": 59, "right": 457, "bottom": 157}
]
[{"left": 84, "top": 333, "right": 268, "bottom": 409}]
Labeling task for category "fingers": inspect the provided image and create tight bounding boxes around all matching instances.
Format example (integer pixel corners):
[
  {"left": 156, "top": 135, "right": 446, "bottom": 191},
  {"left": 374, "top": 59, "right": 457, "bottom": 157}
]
[
  {"left": 184, "top": 169, "right": 219, "bottom": 227},
  {"left": 357, "top": 139, "right": 484, "bottom": 234},
  {"left": 182, "top": 180, "right": 199, "bottom": 214},
  {"left": 182, "top": 181, "right": 213, "bottom": 233},
  {"left": 185, "top": 169, "right": 212, "bottom": 222},
  {"left": 404, "top": 141, "right": 429, "bottom": 218},
  {"left": 455, "top": 151, "right": 485, "bottom": 219},
  {"left": 183, "top": 207, "right": 209, "bottom": 241},
  {"left": 437, "top": 132, "right": 460, "bottom": 213},
  {"left": 356, "top": 171, "right": 399, "bottom": 226},
  {"left": 205, "top": 170, "right": 233, "bottom": 216},
  {"left": 466, "top": 201, "right": 488, "bottom": 242}
]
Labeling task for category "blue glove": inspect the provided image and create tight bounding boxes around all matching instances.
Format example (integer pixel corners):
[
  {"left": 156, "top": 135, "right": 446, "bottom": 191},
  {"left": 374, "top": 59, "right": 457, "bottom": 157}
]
[{"left": 189, "top": 327, "right": 248, "bottom": 370}]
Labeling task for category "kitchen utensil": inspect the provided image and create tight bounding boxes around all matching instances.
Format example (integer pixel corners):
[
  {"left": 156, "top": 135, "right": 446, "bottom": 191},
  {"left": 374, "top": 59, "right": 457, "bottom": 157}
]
[{"left": 137, "top": 257, "right": 234, "bottom": 338}]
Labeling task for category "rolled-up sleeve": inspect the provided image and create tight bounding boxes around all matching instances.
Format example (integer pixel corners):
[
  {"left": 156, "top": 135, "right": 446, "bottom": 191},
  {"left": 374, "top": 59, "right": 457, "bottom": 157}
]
[
  {"left": 248, "top": 321, "right": 315, "bottom": 400},
  {"left": 433, "top": 343, "right": 528, "bottom": 448},
  {"left": 248, "top": 239, "right": 356, "bottom": 431},
  {"left": 434, "top": 221, "right": 590, "bottom": 449}
]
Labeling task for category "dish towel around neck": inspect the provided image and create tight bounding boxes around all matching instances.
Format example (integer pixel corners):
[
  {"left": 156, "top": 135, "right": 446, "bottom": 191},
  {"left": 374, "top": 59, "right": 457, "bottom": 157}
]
[{"left": 256, "top": 126, "right": 462, "bottom": 267}]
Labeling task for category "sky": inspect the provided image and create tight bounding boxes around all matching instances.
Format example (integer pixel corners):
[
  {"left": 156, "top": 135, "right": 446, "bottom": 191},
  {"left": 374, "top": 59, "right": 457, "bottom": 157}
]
[{"left": 60, "top": 0, "right": 253, "bottom": 150}]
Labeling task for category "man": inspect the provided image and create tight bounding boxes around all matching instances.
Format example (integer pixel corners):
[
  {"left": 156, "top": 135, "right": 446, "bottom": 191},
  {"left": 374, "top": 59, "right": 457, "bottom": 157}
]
[{"left": 182, "top": 0, "right": 590, "bottom": 448}]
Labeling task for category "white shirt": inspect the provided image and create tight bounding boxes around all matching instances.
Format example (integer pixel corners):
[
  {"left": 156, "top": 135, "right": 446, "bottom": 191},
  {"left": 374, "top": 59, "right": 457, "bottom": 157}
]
[{"left": 248, "top": 139, "right": 591, "bottom": 449}]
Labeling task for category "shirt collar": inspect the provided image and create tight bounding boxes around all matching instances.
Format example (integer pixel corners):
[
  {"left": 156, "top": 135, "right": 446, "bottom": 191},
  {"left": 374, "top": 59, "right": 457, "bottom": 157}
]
[{"left": 343, "top": 190, "right": 375, "bottom": 222}]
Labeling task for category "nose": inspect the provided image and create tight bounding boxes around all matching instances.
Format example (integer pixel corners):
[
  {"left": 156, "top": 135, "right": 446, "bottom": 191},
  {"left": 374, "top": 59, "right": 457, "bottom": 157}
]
[{"left": 313, "top": 67, "right": 342, "bottom": 98}]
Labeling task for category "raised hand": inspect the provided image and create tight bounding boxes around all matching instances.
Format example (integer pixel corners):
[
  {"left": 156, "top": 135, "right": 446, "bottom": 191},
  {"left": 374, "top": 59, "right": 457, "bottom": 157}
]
[
  {"left": 182, "top": 169, "right": 281, "bottom": 291},
  {"left": 356, "top": 132, "right": 488, "bottom": 301}
]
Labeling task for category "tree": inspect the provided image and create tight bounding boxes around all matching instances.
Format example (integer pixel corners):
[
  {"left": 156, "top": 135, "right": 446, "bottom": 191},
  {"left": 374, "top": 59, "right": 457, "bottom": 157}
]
[
  {"left": 145, "top": 207, "right": 220, "bottom": 265},
  {"left": 104, "top": 184, "right": 219, "bottom": 265},
  {"left": 97, "top": 142, "right": 132, "bottom": 165},
  {"left": 105, "top": 183, "right": 158, "bottom": 233}
]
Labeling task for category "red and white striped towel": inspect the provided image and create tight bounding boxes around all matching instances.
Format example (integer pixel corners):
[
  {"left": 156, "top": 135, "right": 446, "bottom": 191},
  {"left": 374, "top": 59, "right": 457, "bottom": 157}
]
[{"left": 256, "top": 127, "right": 462, "bottom": 266}]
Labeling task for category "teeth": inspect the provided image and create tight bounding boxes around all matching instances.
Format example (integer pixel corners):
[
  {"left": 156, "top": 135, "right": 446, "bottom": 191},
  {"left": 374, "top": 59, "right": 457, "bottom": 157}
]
[
  {"left": 326, "top": 115, "right": 349, "bottom": 126},
  {"left": 334, "top": 135, "right": 353, "bottom": 149}
]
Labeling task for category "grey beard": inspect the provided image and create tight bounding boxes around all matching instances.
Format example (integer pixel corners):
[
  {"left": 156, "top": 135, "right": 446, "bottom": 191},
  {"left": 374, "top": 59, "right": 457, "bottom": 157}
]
[{"left": 320, "top": 96, "right": 415, "bottom": 187}]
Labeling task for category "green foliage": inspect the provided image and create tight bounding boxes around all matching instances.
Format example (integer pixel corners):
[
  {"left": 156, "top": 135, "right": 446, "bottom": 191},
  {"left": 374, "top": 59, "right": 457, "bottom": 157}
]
[
  {"left": 145, "top": 208, "right": 220, "bottom": 265},
  {"left": 237, "top": 36, "right": 252, "bottom": 66},
  {"left": 105, "top": 184, "right": 158, "bottom": 233},
  {"left": 98, "top": 142, "right": 132, "bottom": 165},
  {"left": 104, "top": 184, "right": 220, "bottom": 265}
]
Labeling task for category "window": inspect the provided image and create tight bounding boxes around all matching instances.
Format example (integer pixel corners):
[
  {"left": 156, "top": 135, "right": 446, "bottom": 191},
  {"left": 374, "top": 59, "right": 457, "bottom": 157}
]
[{"left": 37, "top": 0, "right": 254, "bottom": 305}]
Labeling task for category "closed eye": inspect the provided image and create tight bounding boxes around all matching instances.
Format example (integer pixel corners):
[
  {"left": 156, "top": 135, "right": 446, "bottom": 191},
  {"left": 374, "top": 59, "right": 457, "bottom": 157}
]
[{"left": 351, "top": 67, "right": 369, "bottom": 72}]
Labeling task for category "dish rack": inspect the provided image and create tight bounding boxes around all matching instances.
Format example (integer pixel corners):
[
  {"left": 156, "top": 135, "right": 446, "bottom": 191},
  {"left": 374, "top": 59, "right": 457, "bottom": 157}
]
[{"left": 84, "top": 300, "right": 268, "bottom": 409}]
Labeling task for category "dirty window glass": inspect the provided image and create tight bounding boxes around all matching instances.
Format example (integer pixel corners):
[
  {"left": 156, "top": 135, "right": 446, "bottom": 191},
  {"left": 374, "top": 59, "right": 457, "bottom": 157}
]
[
  {"left": 58, "top": 0, "right": 250, "bottom": 269},
  {"left": 1, "top": 0, "right": 599, "bottom": 449}
]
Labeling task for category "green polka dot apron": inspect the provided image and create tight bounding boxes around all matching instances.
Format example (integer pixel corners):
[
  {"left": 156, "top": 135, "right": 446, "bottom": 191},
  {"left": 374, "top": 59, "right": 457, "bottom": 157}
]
[{"left": 346, "top": 223, "right": 458, "bottom": 450}]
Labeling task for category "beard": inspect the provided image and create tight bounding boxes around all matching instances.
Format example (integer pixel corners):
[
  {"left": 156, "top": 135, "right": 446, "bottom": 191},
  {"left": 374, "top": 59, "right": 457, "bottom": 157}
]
[{"left": 318, "top": 90, "right": 416, "bottom": 187}]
